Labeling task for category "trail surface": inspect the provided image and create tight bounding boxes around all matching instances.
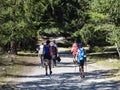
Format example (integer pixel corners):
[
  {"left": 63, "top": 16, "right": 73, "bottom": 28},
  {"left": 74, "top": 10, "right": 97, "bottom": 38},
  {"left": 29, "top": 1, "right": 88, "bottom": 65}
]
[{"left": 1, "top": 54, "right": 120, "bottom": 90}]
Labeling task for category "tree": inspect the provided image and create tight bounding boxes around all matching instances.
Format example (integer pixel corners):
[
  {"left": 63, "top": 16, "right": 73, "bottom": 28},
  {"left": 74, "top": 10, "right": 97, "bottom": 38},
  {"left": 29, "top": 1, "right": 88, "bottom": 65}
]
[
  {"left": 88, "top": 0, "right": 120, "bottom": 57},
  {"left": 107, "top": 26, "right": 120, "bottom": 58},
  {"left": 0, "top": 0, "right": 38, "bottom": 54},
  {"left": 38, "top": 0, "right": 90, "bottom": 38}
]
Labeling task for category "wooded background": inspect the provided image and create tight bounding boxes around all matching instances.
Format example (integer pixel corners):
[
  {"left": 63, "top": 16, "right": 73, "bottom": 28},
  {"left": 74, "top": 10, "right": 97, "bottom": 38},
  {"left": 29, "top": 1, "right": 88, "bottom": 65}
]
[{"left": 0, "top": 0, "right": 120, "bottom": 57}]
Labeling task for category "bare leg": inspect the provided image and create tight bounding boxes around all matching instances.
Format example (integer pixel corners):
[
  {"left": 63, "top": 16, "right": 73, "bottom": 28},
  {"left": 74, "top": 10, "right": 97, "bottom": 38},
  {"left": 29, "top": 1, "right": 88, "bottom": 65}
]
[
  {"left": 45, "top": 60, "right": 48, "bottom": 75},
  {"left": 73, "top": 55, "right": 77, "bottom": 64},
  {"left": 79, "top": 66, "right": 82, "bottom": 77},
  {"left": 41, "top": 55, "right": 44, "bottom": 67},
  {"left": 81, "top": 66, "right": 85, "bottom": 78},
  {"left": 48, "top": 60, "right": 52, "bottom": 75}
]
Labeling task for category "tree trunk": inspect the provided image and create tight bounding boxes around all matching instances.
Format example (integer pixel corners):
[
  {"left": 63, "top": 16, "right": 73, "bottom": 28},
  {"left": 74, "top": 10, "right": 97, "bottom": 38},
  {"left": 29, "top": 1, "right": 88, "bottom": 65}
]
[
  {"left": 10, "top": 41, "right": 17, "bottom": 55},
  {"left": 115, "top": 43, "right": 120, "bottom": 59}
]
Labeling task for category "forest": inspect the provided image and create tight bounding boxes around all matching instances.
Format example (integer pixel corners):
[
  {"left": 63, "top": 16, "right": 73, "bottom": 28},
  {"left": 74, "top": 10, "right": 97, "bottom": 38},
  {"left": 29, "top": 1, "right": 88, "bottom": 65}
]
[{"left": 0, "top": 0, "right": 120, "bottom": 57}]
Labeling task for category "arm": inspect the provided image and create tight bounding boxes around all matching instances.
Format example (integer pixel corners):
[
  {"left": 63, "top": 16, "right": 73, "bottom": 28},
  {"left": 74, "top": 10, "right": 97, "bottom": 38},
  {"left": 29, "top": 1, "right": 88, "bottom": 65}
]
[{"left": 49, "top": 46, "right": 53, "bottom": 57}]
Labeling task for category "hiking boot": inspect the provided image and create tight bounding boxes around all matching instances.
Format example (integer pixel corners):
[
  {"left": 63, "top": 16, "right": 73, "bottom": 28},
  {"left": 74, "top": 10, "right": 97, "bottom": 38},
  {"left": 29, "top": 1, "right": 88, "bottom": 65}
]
[
  {"left": 46, "top": 73, "right": 48, "bottom": 76},
  {"left": 82, "top": 75, "right": 85, "bottom": 78},
  {"left": 80, "top": 75, "right": 85, "bottom": 78},
  {"left": 50, "top": 71, "right": 52, "bottom": 75}
]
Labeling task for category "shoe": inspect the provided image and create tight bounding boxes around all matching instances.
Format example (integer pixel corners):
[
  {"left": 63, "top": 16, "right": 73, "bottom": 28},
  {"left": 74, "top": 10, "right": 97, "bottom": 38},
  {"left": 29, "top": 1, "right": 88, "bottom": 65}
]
[
  {"left": 80, "top": 73, "right": 82, "bottom": 78},
  {"left": 80, "top": 75, "right": 85, "bottom": 78},
  {"left": 46, "top": 73, "right": 48, "bottom": 76},
  {"left": 50, "top": 71, "right": 52, "bottom": 75},
  {"left": 82, "top": 75, "right": 85, "bottom": 78}
]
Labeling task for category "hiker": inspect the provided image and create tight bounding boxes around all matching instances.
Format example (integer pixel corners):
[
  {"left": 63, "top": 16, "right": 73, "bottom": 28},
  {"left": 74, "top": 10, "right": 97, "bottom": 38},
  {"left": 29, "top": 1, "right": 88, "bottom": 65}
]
[
  {"left": 51, "top": 40, "right": 58, "bottom": 67},
  {"left": 38, "top": 42, "right": 44, "bottom": 67},
  {"left": 43, "top": 40, "right": 52, "bottom": 76},
  {"left": 71, "top": 42, "right": 78, "bottom": 64},
  {"left": 77, "top": 43, "right": 86, "bottom": 78}
]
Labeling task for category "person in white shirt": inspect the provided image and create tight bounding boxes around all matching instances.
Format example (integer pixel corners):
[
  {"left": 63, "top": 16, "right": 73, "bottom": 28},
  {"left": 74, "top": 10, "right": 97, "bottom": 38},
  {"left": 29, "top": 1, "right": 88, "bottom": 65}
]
[{"left": 38, "top": 42, "right": 44, "bottom": 67}]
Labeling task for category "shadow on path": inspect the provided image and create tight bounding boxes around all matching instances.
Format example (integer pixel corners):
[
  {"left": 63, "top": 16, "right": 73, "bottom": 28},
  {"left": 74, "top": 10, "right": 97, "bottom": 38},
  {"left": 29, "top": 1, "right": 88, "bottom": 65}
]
[
  {"left": 1, "top": 69, "right": 120, "bottom": 90},
  {"left": 0, "top": 54, "right": 120, "bottom": 90}
]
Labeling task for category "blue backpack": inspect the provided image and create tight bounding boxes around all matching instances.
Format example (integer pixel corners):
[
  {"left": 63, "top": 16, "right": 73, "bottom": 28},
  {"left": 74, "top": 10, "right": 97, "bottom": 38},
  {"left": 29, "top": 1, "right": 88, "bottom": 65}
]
[
  {"left": 44, "top": 45, "right": 51, "bottom": 56},
  {"left": 77, "top": 48, "right": 86, "bottom": 61}
]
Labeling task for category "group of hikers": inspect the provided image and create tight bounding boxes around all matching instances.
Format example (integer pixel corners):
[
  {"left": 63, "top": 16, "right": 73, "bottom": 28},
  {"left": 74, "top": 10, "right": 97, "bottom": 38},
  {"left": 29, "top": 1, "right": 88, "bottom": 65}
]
[
  {"left": 37, "top": 40, "right": 58, "bottom": 76},
  {"left": 71, "top": 42, "right": 86, "bottom": 78},
  {"left": 37, "top": 40, "right": 86, "bottom": 78}
]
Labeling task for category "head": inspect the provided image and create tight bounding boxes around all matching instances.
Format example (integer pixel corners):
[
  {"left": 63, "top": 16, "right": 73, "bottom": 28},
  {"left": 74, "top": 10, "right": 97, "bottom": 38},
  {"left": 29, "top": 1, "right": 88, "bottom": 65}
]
[
  {"left": 53, "top": 40, "right": 56, "bottom": 44},
  {"left": 74, "top": 40, "right": 77, "bottom": 43},
  {"left": 78, "top": 43, "right": 83, "bottom": 48},
  {"left": 50, "top": 42, "right": 54, "bottom": 46},
  {"left": 41, "top": 42, "right": 44, "bottom": 45},
  {"left": 40, "top": 41, "right": 44, "bottom": 45},
  {"left": 46, "top": 40, "right": 50, "bottom": 45}
]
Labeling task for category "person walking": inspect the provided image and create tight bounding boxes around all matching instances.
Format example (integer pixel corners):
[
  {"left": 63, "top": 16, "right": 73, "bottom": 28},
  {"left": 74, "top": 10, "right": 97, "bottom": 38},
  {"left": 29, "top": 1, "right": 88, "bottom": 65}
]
[
  {"left": 77, "top": 43, "right": 86, "bottom": 78},
  {"left": 43, "top": 40, "right": 52, "bottom": 76},
  {"left": 38, "top": 42, "right": 44, "bottom": 67},
  {"left": 51, "top": 40, "right": 58, "bottom": 67},
  {"left": 71, "top": 42, "right": 78, "bottom": 64}
]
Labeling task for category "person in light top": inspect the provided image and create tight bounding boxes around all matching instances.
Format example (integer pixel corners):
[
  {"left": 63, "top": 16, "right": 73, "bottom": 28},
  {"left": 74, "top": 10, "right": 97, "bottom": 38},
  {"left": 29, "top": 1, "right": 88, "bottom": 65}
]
[{"left": 38, "top": 42, "right": 44, "bottom": 67}]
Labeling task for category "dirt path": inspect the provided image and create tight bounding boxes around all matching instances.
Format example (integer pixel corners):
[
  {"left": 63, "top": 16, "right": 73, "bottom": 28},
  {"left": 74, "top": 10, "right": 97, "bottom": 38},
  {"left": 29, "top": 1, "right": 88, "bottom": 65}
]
[{"left": 1, "top": 55, "right": 120, "bottom": 90}]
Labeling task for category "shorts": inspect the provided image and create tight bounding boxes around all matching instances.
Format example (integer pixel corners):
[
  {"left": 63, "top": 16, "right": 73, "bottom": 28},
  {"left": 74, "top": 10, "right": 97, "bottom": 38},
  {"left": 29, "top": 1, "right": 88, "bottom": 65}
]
[
  {"left": 78, "top": 60, "right": 84, "bottom": 66},
  {"left": 44, "top": 55, "right": 52, "bottom": 60}
]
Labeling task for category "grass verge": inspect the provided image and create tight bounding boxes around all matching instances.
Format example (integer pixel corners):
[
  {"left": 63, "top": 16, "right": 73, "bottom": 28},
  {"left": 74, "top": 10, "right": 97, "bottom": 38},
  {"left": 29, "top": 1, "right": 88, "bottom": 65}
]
[{"left": 88, "top": 56, "right": 120, "bottom": 81}]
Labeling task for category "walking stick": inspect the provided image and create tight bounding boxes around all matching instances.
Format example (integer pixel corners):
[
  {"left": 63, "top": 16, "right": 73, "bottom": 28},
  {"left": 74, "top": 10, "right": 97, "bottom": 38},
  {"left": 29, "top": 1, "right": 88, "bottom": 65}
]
[
  {"left": 84, "top": 55, "right": 87, "bottom": 72},
  {"left": 85, "top": 61, "right": 87, "bottom": 72},
  {"left": 74, "top": 62, "right": 77, "bottom": 72},
  {"left": 74, "top": 56, "right": 78, "bottom": 73}
]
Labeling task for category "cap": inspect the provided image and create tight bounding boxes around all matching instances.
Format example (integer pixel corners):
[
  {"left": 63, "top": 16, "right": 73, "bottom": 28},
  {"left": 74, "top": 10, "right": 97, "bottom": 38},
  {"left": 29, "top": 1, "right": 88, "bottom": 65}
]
[{"left": 78, "top": 43, "right": 82, "bottom": 47}]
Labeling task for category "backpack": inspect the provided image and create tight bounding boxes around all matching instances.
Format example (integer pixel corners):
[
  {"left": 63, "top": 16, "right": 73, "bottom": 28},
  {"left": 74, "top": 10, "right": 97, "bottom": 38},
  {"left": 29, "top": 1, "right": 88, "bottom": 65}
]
[
  {"left": 44, "top": 45, "right": 51, "bottom": 56},
  {"left": 77, "top": 48, "right": 85, "bottom": 61},
  {"left": 56, "top": 56, "right": 61, "bottom": 62},
  {"left": 51, "top": 45, "right": 57, "bottom": 55}
]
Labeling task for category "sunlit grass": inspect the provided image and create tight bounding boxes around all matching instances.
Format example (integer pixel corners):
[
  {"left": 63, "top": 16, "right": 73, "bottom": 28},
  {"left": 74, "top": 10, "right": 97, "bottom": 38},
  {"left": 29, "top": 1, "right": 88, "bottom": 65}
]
[
  {"left": 58, "top": 47, "right": 71, "bottom": 52},
  {"left": 89, "top": 57, "right": 120, "bottom": 81},
  {"left": 0, "top": 55, "right": 38, "bottom": 85}
]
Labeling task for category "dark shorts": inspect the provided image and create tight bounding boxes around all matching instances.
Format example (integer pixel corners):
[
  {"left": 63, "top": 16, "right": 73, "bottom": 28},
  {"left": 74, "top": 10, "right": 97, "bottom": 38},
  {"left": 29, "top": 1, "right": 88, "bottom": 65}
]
[
  {"left": 44, "top": 55, "right": 52, "bottom": 60},
  {"left": 78, "top": 60, "right": 84, "bottom": 66}
]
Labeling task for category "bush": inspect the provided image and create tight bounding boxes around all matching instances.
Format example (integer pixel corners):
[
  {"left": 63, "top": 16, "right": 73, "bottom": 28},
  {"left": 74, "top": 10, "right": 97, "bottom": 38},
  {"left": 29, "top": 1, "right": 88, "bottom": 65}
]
[{"left": 92, "top": 46, "right": 105, "bottom": 52}]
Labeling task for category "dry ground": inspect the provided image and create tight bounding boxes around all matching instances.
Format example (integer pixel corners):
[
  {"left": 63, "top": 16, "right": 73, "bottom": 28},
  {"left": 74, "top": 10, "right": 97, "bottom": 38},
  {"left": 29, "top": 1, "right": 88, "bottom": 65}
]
[{"left": 0, "top": 53, "right": 120, "bottom": 90}]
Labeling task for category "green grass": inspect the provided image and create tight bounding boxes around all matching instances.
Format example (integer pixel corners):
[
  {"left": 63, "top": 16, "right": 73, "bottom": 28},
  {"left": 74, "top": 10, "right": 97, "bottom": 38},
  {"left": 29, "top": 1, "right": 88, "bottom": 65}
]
[
  {"left": 97, "top": 59, "right": 120, "bottom": 81},
  {"left": 88, "top": 56, "right": 120, "bottom": 81},
  {"left": 0, "top": 46, "right": 119, "bottom": 84},
  {"left": 0, "top": 55, "right": 37, "bottom": 85}
]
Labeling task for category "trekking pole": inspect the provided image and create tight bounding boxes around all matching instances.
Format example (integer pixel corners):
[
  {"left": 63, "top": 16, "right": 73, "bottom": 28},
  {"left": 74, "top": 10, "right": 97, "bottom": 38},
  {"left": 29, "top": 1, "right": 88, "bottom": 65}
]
[
  {"left": 74, "top": 62, "right": 76, "bottom": 72},
  {"left": 74, "top": 56, "right": 77, "bottom": 73},
  {"left": 85, "top": 61, "right": 87, "bottom": 72},
  {"left": 85, "top": 56, "right": 87, "bottom": 72}
]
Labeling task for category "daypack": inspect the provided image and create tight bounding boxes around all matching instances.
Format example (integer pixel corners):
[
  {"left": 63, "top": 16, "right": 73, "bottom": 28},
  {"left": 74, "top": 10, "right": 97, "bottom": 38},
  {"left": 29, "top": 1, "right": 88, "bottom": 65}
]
[
  {"left": 77, "top": 48, "right": 85, "bottom": 61},
  {"left": 51, "top": 45, "right": 57, "bottom": 55},
  {"left": 56, "top": 56, "right": 61, "bottom": 62},
  {"left": 44, "top": 45, "right": 51, "bottom": 56}
]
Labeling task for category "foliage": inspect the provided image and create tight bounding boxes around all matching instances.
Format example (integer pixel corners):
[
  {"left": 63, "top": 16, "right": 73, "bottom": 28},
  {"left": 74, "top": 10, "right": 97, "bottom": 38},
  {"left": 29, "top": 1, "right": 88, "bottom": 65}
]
[{"left": 0, "top": 0, "right": 120, "bottom": 54}]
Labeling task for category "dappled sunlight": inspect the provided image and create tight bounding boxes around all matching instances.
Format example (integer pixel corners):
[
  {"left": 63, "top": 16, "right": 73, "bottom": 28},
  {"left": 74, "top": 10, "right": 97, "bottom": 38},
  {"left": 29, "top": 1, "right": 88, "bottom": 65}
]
[{"left": 0, "top": 54, "right": 120, "bottom": 90}]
